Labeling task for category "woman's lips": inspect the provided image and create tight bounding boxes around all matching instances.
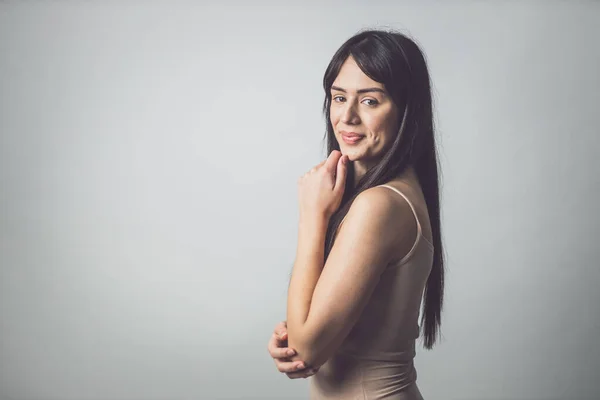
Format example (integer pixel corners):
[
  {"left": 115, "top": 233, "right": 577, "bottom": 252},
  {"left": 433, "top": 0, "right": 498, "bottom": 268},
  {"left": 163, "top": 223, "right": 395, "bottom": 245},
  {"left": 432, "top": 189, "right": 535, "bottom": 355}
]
[{"left": 341, "top": 132, "right": 365, "bottom": 145}]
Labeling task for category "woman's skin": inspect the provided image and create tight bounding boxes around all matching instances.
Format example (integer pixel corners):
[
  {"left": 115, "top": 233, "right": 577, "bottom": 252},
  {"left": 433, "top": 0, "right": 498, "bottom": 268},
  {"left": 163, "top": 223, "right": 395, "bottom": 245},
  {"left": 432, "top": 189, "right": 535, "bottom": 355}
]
[
  {"left": 267, "top": 321, "right": 317, "bottom": 379},
  {"left": 329, "top": 55, "right": 399, "bottom": 178},
  {"left": 267, "top": 55, "right": 407, "bottom": 379}
]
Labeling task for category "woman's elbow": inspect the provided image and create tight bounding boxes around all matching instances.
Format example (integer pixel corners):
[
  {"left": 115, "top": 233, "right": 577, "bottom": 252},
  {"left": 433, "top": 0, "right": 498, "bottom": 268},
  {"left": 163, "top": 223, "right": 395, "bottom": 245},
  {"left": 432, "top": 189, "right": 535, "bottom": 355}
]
[{"left": 288, "top": 335, "right": 328, "bottom": 369}]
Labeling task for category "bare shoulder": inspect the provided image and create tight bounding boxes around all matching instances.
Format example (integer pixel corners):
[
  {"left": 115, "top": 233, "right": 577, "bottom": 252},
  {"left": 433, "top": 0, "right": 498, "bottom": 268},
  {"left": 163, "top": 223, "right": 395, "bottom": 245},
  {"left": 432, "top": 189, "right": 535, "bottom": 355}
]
[
  {"left": 354, "top": 184, "right": 417, "bottom": 220},
  {"left": 342, "top": 185, "right": 418, "bottom": 262},
  {"left": 350, "top": 185, "right": 413, "bottom": 223}
]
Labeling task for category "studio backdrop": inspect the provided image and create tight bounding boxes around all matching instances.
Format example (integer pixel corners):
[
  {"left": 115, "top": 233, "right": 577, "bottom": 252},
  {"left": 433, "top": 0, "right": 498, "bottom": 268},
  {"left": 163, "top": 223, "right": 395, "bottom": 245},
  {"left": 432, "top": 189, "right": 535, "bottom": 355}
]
[{"left": 1, "top": 1, "right": 599, "bottom": 399}]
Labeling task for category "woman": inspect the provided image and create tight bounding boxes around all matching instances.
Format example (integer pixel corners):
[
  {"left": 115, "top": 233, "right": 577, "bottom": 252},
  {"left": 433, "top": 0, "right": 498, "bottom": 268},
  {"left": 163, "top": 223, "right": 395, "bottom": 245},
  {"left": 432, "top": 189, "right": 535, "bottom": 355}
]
[{"left": 267, "top": 29, "right": 444, "bottom": 399}]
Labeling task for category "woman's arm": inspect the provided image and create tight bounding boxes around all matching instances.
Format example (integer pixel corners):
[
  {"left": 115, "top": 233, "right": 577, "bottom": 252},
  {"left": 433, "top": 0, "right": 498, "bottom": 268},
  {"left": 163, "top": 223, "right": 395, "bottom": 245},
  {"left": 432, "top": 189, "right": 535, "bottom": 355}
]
[
  {"left": 267, "top": 321, "right": 318, "bottom": 379},
  {"left": 286, "top": 214, "right": 328, "bottom": 343},
  {"left": 286, "top": 186, "right": 412, "bottom": 369}
]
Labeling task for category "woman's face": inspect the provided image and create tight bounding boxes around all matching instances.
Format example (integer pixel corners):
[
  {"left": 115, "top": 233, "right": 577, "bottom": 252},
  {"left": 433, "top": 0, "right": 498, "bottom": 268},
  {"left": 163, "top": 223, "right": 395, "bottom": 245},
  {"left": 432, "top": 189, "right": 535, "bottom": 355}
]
[{"left": 330, "top": 56, "right": 399, "bottom": 168}]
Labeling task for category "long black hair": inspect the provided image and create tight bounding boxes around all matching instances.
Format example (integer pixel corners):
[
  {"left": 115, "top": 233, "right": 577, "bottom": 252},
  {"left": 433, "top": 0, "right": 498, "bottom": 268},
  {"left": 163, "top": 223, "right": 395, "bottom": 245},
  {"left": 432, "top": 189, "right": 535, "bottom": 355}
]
[{"left": 322, "top": 29, "right": 444, "bottom": 349}]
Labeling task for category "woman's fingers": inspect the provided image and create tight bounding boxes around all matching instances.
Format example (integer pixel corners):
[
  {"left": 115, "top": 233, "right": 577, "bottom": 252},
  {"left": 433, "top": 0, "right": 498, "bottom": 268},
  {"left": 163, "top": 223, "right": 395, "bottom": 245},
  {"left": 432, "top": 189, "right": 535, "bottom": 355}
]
[
  {"left": 267, "top": 332, "right": 295, "bottom": 359},
  {"left": 286, "top": 368, "right": 319, "bottom": 379},
  {"left": 274, "top": 322, "right": 288, "bottom": 341},
  {"left": 273, "top": 321, "right": 287, "bottom": 337},
  {"left": 269, "top": 320, "right": 312, "bottom": 376},
  {"left": 267, "top": 331, "right": 309, "bottom": 374},
  {"left": 276, "top": 359, "right": 309, "bottom": 374}
]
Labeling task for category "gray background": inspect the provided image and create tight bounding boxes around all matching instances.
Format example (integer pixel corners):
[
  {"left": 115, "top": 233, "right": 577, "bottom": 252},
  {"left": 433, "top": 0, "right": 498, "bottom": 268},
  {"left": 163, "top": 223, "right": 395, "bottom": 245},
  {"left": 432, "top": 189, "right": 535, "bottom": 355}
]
[{"left": 1, "top": 1, "right": 599, "bottom": 399}]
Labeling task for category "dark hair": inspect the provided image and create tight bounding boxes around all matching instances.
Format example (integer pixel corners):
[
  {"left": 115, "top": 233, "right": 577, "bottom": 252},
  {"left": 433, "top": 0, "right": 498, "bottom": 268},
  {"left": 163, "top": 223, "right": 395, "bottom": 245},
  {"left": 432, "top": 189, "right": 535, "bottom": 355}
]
[{"left": 322, "top": 29, "right": 444, "bottom": 349}]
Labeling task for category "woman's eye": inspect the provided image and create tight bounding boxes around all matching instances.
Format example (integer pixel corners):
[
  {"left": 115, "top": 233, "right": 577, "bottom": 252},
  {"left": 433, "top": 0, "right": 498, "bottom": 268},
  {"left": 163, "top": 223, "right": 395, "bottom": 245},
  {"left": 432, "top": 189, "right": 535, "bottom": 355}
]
[
  {"left": 362, "top": 99, "right": 378, "bottom": 106},
  {"left": 333, "top": 96, "right": 345, "bottom": 103}
]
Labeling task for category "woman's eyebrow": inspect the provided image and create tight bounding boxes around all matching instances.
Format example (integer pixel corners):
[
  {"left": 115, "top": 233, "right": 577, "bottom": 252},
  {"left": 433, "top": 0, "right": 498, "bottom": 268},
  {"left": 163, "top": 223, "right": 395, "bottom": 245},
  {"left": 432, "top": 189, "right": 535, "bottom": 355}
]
[{"left": 331, "top": 85, "right": 386, "bottom": 94}]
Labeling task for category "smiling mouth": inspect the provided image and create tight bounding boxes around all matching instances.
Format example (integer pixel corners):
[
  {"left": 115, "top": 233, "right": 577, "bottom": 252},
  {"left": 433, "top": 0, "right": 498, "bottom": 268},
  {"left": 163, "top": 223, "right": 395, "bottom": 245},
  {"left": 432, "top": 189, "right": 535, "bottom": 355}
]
[{"left": 341, "top": 133, "right": 365, "bottom": 145}]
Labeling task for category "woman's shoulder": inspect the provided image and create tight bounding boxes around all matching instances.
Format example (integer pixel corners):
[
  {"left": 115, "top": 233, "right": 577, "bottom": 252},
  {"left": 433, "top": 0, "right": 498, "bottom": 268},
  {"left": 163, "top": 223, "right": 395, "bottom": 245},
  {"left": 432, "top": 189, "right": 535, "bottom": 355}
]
[
  {"left": 341, "top": 185, "right": 417, "bottom": 265},
  {"left": 348, "top": 183, "right": 417, "bottom": 237}
]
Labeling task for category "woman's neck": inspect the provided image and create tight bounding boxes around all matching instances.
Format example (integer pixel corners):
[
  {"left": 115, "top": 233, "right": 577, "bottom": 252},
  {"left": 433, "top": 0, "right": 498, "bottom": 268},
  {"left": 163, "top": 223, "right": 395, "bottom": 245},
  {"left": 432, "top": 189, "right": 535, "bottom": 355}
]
[{"left": 352, "top": 161, "right": 369, "bottom": 186}]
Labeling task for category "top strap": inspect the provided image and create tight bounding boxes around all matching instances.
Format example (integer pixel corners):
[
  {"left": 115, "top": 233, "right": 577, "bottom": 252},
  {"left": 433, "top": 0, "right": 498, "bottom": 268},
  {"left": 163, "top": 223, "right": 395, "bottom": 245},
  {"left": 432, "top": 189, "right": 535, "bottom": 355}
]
[
  {"left": 376, "top": 184, "right": 423, "bottom": 236},
  {"left": 334, "top": 184, "right": 424, "bottom": 241}
]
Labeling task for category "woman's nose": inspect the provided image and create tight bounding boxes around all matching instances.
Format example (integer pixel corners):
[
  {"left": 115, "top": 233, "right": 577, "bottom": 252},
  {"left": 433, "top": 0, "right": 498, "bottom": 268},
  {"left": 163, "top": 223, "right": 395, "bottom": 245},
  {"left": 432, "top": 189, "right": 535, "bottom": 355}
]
[{"left": 341, "top": 103, "right": 360, "bottom": 125}]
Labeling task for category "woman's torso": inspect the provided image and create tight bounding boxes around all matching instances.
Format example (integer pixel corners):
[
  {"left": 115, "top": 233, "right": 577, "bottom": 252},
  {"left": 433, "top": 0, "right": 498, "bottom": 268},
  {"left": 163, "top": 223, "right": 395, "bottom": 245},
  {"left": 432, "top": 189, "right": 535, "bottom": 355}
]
[{"left": 309, "top": 178, "right": 434, "bottom": 400}]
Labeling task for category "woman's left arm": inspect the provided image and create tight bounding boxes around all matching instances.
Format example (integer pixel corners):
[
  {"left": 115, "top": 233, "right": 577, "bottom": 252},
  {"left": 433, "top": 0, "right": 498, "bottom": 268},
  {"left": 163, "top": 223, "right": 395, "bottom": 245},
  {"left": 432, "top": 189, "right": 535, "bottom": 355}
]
[{"left": 286, "top": 186, "right": 408, "bottom": 370}]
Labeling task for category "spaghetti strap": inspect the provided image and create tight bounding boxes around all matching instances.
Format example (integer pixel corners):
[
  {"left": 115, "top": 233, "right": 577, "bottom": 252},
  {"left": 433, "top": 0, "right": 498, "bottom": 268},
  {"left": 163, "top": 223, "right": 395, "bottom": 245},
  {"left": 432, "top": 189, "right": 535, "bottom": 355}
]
[
  {"left": 334, "top": 184, "right": 432, "bottom": 251},
  {"left": 377, "top": 184, "right": 423, "bottom": 236}
]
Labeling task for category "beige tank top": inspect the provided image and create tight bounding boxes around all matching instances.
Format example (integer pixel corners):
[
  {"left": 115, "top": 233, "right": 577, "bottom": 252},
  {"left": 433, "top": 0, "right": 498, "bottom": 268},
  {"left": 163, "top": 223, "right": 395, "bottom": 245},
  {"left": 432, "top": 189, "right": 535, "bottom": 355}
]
[{"left": 310, "top": 184, "right": 434, "bottom": 399}]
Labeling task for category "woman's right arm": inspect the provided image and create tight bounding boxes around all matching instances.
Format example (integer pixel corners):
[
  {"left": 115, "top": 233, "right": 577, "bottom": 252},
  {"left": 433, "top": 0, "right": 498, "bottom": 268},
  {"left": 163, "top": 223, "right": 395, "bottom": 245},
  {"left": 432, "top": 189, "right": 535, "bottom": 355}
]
[{"left": 267, "top": 321, "right": 319, "bottom": 379}]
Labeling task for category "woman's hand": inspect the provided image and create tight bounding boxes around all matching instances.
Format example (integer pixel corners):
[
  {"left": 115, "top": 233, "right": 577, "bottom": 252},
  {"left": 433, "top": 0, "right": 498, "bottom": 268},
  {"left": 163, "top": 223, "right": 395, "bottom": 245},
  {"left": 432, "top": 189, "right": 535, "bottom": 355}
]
[
  {"left": 267, "top": 321, "right": 319, "bottom": 379},
  {"left": 298, "top": 150, "right": 348, "bottom": 221}
]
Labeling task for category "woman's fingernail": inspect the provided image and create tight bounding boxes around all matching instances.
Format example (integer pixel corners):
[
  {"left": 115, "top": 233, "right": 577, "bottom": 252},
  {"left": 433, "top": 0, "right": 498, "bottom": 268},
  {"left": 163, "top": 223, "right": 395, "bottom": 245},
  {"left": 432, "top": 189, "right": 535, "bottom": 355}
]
[
  {"left": 296, "top": 363, "right": 305, "bottom": 369},
  {"left": 287, "top": 349, "right": 295, "bottom": 356}
]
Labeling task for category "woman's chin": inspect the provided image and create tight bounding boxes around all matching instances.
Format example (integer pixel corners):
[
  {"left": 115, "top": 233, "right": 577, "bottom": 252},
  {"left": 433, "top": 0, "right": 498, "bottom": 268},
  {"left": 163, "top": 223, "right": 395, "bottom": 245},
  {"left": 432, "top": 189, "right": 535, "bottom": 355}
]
[{"left": 342, "top": 151, "right": 361, "bottom": 162}]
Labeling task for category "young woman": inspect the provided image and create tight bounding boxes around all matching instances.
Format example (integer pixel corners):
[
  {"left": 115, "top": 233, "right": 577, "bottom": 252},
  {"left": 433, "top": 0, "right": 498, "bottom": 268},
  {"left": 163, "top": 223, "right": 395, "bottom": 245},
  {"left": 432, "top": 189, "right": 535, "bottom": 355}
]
[{"left": 267, "top": 29, "right": 445, "bottom": 400}]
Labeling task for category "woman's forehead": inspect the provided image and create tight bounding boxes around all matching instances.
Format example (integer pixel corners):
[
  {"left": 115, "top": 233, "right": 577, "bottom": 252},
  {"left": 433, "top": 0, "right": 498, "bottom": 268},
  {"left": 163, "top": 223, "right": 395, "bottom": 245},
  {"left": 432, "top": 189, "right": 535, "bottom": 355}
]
[{"left": 332, "top": 57, "right": 384, "bottom": 92}]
